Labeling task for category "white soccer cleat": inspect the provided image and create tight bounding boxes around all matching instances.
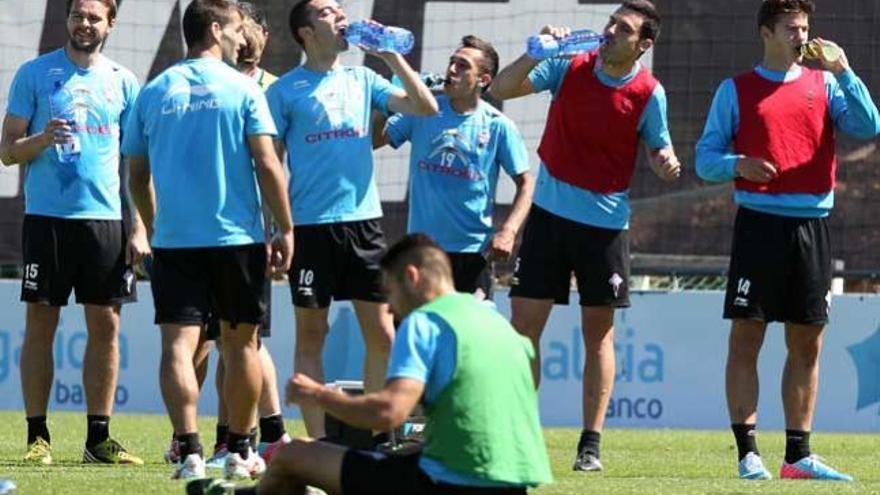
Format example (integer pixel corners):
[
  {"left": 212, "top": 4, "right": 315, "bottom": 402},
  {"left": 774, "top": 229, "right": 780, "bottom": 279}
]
[
  {"left": 172, "top": 453, "right": 206, "bottom": 480},
  {"left": 738, "top": 452, "right": 772, "bottom": 480},
  {"left": 223, "top": 449, "right": 266, "bottom": 480}
]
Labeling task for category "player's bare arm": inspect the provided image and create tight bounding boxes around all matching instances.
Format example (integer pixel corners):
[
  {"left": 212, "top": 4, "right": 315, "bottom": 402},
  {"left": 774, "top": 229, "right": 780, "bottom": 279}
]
[
  {"left": 490, "top": 25, "right": 569, "bottom": 100},
  {"left": 127, "top": 155, "right": 156, "bottom": 240},
  {"left": 374, "top": 51, "right": 438, "bottom": 116},
  {"left": 249, "top": 134, "right": 294, "bottom": 275},
  {"left": 0, "top": 115, "right": 71, "bottom": 165},
  {"left": 286, "top": 373, "right": 424, "bottom": 432},
  {"left": 491, "top": 172, "right": 535, "bottom": 261},
  {"left": 648, "top": 146, "right": 682, "bottom": 182},
  {"left": 735, "top": 157, "right": 778, "bottom": 183}
]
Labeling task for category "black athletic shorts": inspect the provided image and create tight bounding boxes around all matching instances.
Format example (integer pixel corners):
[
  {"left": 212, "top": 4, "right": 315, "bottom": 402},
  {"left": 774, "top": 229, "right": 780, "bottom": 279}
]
[
  {"left": 150, "top": 244, "right": 268, "bottom": 328},
  {"left": 341, "top": 448, "right": 527, "bottom": 495},
  {"left": 289, "top": 219, "right": 386, "bottom": 308},
  {"left": 723, "top": 207, "right": 832, "bottom": 325},
  {"left": 447, "top": 252, "right": 492, "bottom": 299},
  {"left": 21, "top": 214, "right": 136, "bottom": 306},
  {"left": 205, "top": 278, "right": 272, "bottom": 340},
  {"left": 509, "top": 205, "right": 630, "bottom": 307}
]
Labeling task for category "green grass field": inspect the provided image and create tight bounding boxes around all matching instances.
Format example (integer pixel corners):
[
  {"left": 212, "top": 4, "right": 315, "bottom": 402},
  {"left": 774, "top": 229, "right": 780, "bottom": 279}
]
[{"left": 0, "top": 411, "right": 877, "bottom": 494}]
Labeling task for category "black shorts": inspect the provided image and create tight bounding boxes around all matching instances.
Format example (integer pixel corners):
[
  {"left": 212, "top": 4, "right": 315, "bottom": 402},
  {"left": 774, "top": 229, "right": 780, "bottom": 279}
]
[
  {"left": 447, "top": 252, "right": 492, "bottom": 299},
  {"left": 150, "top": 244, "right": 268, "bottom": 327},
  {"left": 723, "top": 207, "right": 832, "bottom": 325},
  {"left": 21, "top": 214, "right": 136, "bottom": 306},
  {"left": 289, "top": 219, "right": 386, "bottom": 308},
  {"left": 341, "top": 448, "right": 527, "bottom": 495},
  {"left": 205, "top": 279, "right": 272, "bottom": 340},
  {"left": 509, "top": 205, "right": 630, "bottom": 307}
]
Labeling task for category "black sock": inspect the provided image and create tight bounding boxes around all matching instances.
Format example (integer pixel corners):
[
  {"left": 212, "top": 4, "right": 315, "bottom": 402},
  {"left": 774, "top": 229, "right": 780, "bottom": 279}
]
[
  {"left": 259, "top": 415, "right": 285, "bottom": 444},
  {"left": 577, "top": 430, "right": 601, "bottom": 458},
  {"left": 249, "top": 427, "right": 258, "bottom": 451},
  {"left": 215, "top": 424, "right": 229, "bottom": 448},
  {"left": 785, "top": 430, "right": 811, "bottom": 464},
  {"left": 228, "top": 431, "right": 252, "bottom": 459},
  {"left": 176, "top": 432, "right": 203, "bottom": 459},
  {"left": 731, "top": 424, "right": 760, "bottom": 461},
  {"left": 86, "top": 415, "right": 110, "bottom": 448},
  {"left": 26, "top": 416, "right": 50, "bottom": 445}
]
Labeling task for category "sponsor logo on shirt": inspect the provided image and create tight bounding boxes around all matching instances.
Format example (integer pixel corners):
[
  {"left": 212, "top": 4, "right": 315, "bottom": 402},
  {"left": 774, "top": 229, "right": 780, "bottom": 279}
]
[
  {"left": 416, "top": 129, "right": 484, "bottom": 181},
  {"left": 304, "top": 127, "right": 367, "bottom": 143},
  {"left": 161, "top": 83, "right": 221, "bottom": 115}
]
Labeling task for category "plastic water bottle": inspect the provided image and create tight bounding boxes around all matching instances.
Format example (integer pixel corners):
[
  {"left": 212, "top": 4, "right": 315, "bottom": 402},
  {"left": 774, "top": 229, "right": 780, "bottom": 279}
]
[
  {"left": 344, "top": 21, "right": 415, "bottom": 55},
  {"left": 527, "top": 29, "right": 605, "bottom": 60},
  {"left": 0, "top": 480, "right": 16, "bottom": 494},
  {"left": 48, "top": 81, "right": 81, "bottom": 164},
  {"left": 391, "top": 72, "right": 447, "bottom": 90}
]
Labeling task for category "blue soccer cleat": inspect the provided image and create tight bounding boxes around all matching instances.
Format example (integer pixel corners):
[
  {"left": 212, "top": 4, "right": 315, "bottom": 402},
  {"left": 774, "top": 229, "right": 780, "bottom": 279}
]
[{"left": 780, "top": 455, "right": 854, "bottom": 481}]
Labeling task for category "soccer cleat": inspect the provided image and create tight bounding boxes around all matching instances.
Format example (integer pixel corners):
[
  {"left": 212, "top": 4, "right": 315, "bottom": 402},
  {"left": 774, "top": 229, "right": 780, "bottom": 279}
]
[
  {"left": 738, "top": 452, "right": 772, "bottom": 480},
  {"left": 82, "top": 438, "right": 144, "bottom": 465},
  {"left": 780, "top": 455, "right": 854, "bottom": 481},
  {"left": 572, "top": 450, "right": 603, "bottom": 472},
  {"left": 206, "top": 444, "right": 230, "bottom": 470},
  {"left": 165, "top": 438, "right": 182, "bottom": 464},
  {"left": 173, "top": 453, "right": 207, "bottom": 480},
  {"left": 257, "top": 433, "right": 292, "bottom": 464},
  {"left": 185, "top": 478, "right": 235, "bottom": 495},
  {"left": 23, "top": 437, "right": 52, "bottom": 465},
  {"left": 223, "top": 449, "right": 266, "bottom": 480}
]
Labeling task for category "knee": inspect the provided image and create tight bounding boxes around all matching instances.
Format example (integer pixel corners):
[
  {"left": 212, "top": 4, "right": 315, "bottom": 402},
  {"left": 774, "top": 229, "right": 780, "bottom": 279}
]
[
  {"left": 728, "top": 340, "right": 762, "bottom": 365},
  {"left": 25, "top": 306, "right": 59, "bottom": 341},
  {"left": 220, "top": 326, "right": 259, "bottom": 352},
  {"left": 270, "top": 438, "right": 310, "bottom": 474},
  {"left": 728, "top": 330, "right": 764, "bottom": 364},
  {"left": 295, "top": 325, "right": 328, "bottom": 355},
  {"left": 582, "top": 326, "right": 614, "bottom": 354},
  {"left": 787, "top": 340, "right": 821, "bottom": 366}
]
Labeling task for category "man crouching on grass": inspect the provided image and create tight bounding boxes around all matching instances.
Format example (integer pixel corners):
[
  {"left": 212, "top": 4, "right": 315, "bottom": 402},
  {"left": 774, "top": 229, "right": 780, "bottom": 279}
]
[{"left": 188, "top": 233, "right": 553, "bottom": 494}]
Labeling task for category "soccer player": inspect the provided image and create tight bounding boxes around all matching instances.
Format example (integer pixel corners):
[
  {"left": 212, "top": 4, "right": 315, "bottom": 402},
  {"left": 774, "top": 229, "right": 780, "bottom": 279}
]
[
  {"left": 266, "top": 0, "right": 438, "bottom": 438},
  {"left": 375, "top": 35, "right": 534, "bottom": 299},
  {"left": 188, "top": 234, "right": 553, "bottom": 495},
  {"left": 695, "top": 0, "right": 879, "bottom": 481},
  {"left": 200, "top": 3, "right": 291, "bottom": 469},
  {"left": 489, "top": 0, "right": 680, "bottom": 472},
  {"left": 123, "top": 0, "right": 294, "bottom": 480},
  {"left": 0, "top": 0, "right": 146, "bottom": 466},
  {"left": 237, "top": 3, "right": 278, "bottom": 91}
]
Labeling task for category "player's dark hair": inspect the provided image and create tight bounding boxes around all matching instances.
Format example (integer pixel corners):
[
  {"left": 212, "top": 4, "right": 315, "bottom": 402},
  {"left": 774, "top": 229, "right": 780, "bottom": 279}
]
[
  {"left": 621, "top": 0, "right": 661, "bottom": 41},
  {"left": 758, "top": 0, "right": 815, "bottom": 31},
  {"left": 66, "top": 0, "right": 118, "bottom": 22},
  {"left": 380, "top": 234, "right": 453, "bottom": 283},
  {"left": 182, "top": 0, "right": 241, "bottom": 49},
  {"left": 239, "top": 2, "right": 269, "bottom": 32},
  {"left": 288, "top": 0, "right": 314, "bottom": 47},
  {"left": 460, "top": 35, "right": 499, "bottom": 79}
]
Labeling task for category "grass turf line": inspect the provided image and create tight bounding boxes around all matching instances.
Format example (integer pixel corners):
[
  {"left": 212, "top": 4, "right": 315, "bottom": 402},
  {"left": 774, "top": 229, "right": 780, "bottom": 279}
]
[{"left": 0, "top": 412, "right": 877, "bottom": 494}]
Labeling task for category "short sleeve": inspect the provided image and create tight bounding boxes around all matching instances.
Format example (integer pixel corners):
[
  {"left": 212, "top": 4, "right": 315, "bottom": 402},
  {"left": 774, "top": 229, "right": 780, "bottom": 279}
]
[
  {"left": 495, "top": 117, "right": 530, "bottom": 176},
  {"left": 6, "top": 63, "right": 36, "bottom": 121},
  {"left": 265, "top": 83, "right": 289, "bottom": 139},
  {"left": 385, "top": 112, "right": 414, "bottom": 149}
]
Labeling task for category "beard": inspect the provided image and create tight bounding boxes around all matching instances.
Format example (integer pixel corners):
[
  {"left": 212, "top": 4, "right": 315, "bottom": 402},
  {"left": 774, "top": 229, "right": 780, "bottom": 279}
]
[{"left": 69, "top": 32, "right": 105, "bottom": 54}]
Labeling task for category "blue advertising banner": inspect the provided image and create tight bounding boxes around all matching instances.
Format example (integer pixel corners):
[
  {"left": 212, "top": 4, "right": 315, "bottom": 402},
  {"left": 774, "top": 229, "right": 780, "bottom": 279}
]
[{"left": 0, "top": 281, "right": 877, "bottom": 432}]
